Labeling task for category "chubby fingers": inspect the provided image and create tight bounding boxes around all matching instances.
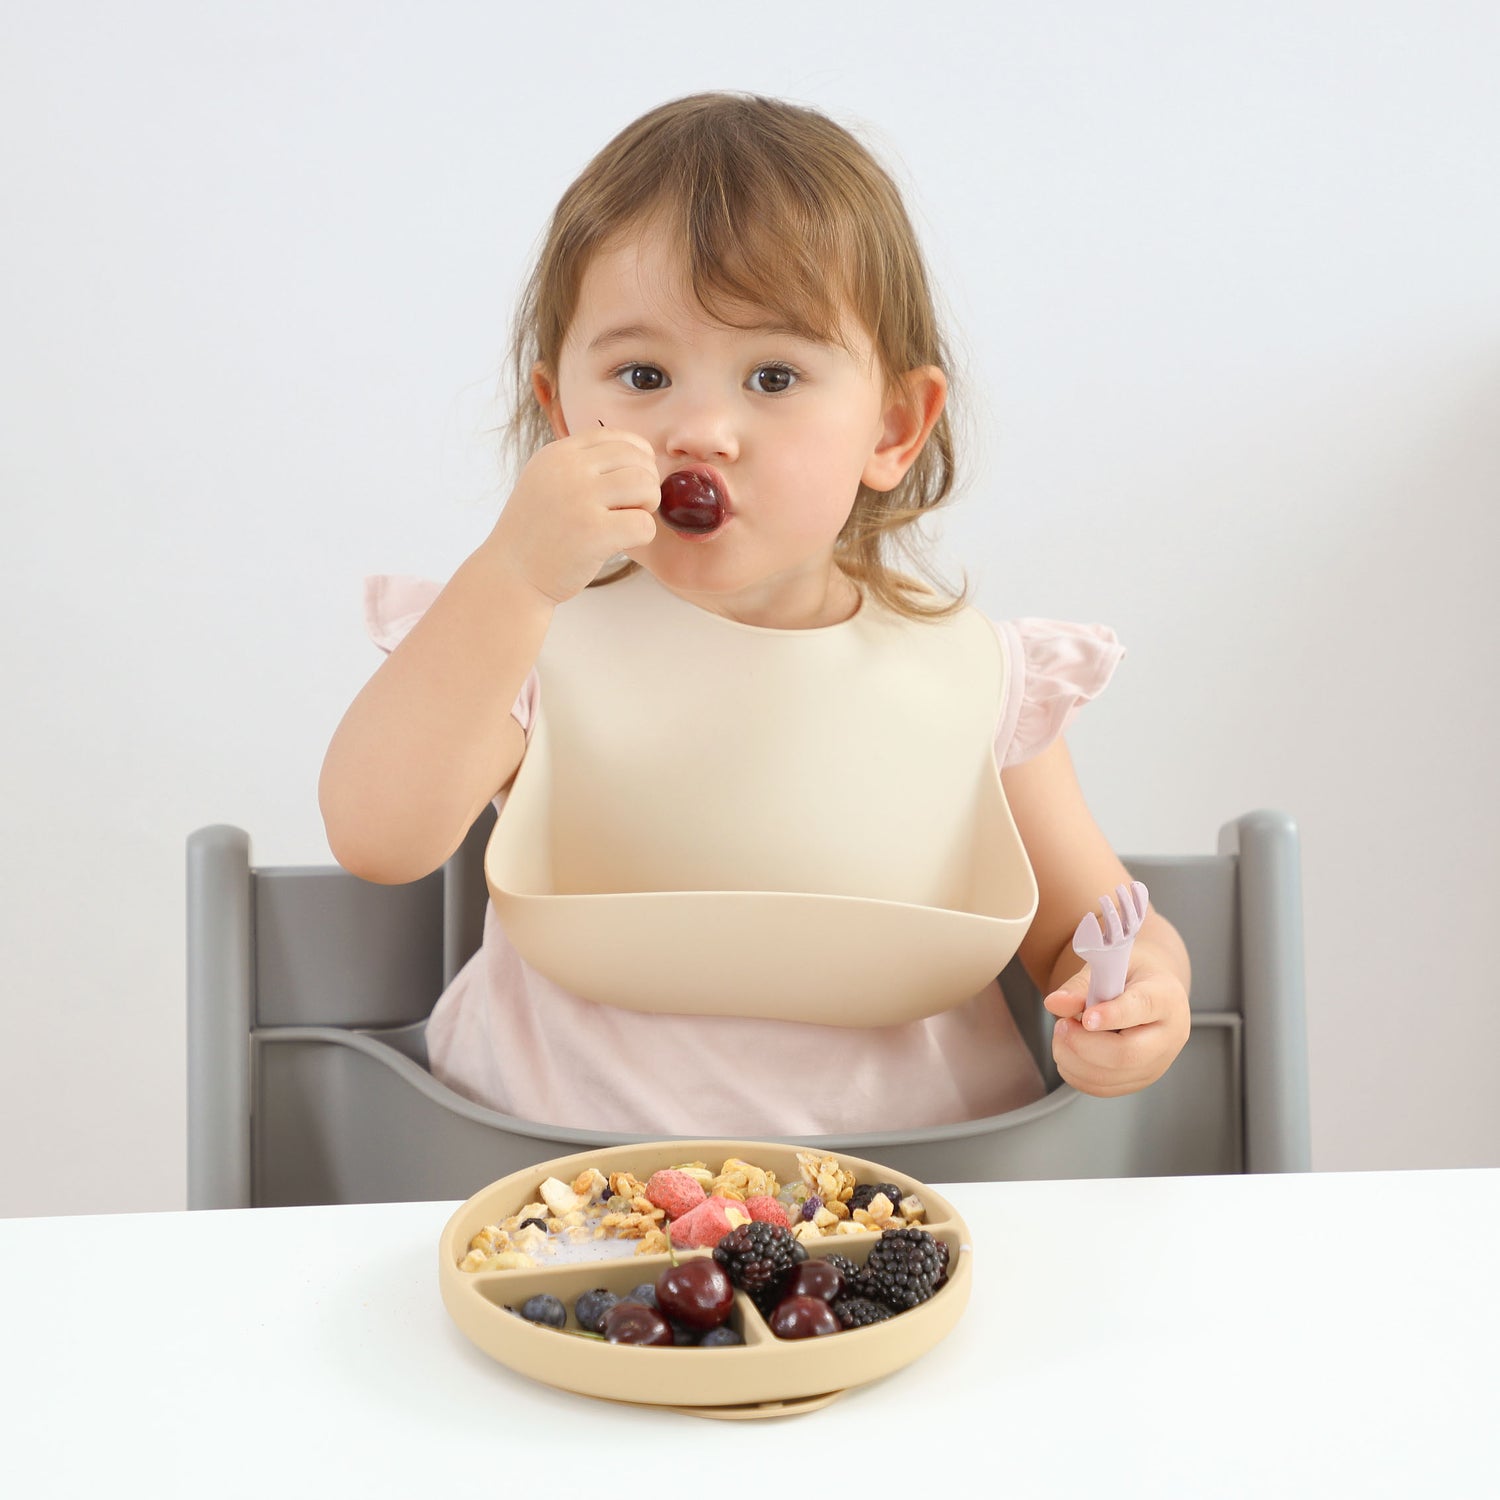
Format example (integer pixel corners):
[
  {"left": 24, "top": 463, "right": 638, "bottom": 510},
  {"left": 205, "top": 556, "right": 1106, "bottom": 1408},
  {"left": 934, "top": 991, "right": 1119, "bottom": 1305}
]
[
  {"left": 1073, "top": 974, "right": 1176, "bottom": 1033},
  {"left": 1044, "top": 971, "right": 1178, "bottom": 1031},
  {"left": 1051, "top": 972, "right": 1192, "bottom": 1095},
  {"left": 585, "top": 432, "right": 657, "bottom": 483},
  {"left": 1052, "top": 1016, "right": 1161, "bottom": 1096},
  {"left": 589, "top": 422, "right": 658, "bottom": 466},
  {"left": 1043, "top": 973, "right": 1088, "bottom": 1020}
]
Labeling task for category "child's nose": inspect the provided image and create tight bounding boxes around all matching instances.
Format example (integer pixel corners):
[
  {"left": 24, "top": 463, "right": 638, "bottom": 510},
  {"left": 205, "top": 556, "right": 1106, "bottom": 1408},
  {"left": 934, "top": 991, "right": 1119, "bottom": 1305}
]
[{"left": 661, "top": 390, "right": 740, "bottom": 464}]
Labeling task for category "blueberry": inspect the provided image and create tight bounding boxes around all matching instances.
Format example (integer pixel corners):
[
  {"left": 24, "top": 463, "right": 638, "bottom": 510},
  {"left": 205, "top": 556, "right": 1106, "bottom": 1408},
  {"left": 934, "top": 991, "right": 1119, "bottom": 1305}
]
[
  {"left": 623, "top": 1282, "right": 659, "bottom": 1310},
  {"left": 698, "top": 1326, "right": 744, "bottom": 1347},
  {"left": 669, "top": 1319, "right": 699, "bottom": 1346},
  {"left": 574, "top": 1288, "right": 620, "bottom": 1334},
  {"left": 519, "top": 1294, "right": 567, "bottom": 1329}
]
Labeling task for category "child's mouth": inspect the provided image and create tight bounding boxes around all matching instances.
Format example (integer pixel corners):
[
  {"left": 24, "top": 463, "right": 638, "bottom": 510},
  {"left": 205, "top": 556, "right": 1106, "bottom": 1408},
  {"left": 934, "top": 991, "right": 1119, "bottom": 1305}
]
[{"left": 659, "top": 465, "right": 731, "bottom": 536}]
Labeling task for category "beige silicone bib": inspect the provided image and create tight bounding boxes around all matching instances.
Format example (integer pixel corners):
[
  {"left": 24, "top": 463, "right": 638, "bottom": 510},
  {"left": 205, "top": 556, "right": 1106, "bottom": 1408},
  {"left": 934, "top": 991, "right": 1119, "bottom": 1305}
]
[{"left": 486, "top": 568, "right": 1037, "bottom": 1026}]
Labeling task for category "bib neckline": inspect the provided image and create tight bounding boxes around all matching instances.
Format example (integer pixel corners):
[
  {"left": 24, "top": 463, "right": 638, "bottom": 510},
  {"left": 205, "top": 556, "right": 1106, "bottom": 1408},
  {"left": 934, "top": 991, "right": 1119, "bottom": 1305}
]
[{"left": 608, "top": 565, "right": 869, "bottom": 639}]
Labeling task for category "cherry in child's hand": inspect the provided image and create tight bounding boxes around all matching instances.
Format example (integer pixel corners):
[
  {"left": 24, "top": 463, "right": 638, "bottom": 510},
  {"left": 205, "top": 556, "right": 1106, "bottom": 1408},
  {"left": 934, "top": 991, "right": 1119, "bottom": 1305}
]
[{"left": 659, "top": 469, "right": 726, "bottom": 534}]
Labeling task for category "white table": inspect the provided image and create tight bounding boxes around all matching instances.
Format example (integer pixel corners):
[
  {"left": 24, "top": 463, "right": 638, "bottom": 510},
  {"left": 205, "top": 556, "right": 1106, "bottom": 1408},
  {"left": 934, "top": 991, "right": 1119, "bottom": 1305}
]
[{"left": 3, "top": 1170, "right": 1496, "bottom": 1497}]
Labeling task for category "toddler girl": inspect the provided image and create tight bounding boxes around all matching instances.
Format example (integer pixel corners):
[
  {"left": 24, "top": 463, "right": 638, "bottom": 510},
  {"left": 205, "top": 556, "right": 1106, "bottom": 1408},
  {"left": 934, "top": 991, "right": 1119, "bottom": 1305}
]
[{"left": 319, "top": 93, "right": 1191, "bottom": 1135}]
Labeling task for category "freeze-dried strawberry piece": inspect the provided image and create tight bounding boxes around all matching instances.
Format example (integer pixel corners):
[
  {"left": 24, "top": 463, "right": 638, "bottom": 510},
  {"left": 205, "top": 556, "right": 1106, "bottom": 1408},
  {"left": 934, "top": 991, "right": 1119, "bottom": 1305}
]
[
  {"left": 668, "top": 1195, "right": 753, "bottom": 1250},
  {"left": 644, "top": 1169, "right": 707, "bottom": 1221},
  {"left": 744, "top": 1195, "right": 791, "bottom": 1229}
]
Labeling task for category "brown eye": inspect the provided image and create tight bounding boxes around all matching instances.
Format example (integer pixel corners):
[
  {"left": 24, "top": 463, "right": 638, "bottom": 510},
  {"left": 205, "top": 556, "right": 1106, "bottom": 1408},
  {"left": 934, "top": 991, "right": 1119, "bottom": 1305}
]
[
  {"left": 750, "top": 364, "right": 796, "bottom": 394},
  {"left": 619, "top": 364, "right": 666, "bottom": 391}
]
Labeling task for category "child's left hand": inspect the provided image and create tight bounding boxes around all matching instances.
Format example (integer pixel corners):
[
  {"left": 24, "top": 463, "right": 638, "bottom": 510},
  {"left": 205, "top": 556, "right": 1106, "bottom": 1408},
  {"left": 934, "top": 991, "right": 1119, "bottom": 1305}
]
[{"left": 1043, "top": 966, "right": 1191, "bottom": 1098}]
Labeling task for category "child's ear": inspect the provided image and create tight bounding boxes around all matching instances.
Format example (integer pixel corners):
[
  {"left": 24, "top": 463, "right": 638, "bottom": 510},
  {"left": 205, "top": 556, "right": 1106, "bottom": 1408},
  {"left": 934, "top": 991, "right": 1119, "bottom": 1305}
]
[
  {"left": 862, "top": 366, "right": 948, "bottom": 492},
  {"left": 532, "top": 363, "right": 569, "bottom": 439}
]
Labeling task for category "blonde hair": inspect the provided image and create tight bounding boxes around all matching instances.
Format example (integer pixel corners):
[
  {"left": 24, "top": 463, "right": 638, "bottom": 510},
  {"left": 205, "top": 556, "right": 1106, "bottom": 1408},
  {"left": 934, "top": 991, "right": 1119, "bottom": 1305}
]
[{"left": 503, "top": 92, "right": 970, "bottom": 620}]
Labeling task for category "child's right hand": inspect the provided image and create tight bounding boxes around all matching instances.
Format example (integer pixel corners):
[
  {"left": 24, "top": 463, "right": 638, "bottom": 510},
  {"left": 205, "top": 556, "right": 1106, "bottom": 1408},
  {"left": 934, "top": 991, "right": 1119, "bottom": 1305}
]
[{"left": 487, "top": 427, "right": 660, "bottom": 606}]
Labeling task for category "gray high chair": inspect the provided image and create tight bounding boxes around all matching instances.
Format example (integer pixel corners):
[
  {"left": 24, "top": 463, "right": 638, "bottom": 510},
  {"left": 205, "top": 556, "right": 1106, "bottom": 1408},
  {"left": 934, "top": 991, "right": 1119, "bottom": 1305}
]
[{"left": 186, "top": 808, "right": 1309, "bottom": 1209}]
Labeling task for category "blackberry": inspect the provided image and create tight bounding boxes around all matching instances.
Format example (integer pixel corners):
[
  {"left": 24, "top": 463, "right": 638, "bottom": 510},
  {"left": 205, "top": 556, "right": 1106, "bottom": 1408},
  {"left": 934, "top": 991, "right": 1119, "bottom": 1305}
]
[
  {"left": 932, "top": 1238, "right": 952, "bottom": 1290},
  {"left": 713, "top": 1222, "right": 802, "bottom": 1295},
  {"left": 750, "top": 1286, "right": 781, "bottom": 1320},
  {"left": 821, "top": 1253, "right": 863, "bottom": 1285},
  {"left": 817, "top": 1252, "right": 874, "bottom": 1302},
  {"left": 849, "top": 1182, "right": 905, "bottom": 1216},
  {"left": 860, "top": 1228, "right": 947, "bottom": 1311},
  {"left": 832, "top": 1296, "right": 895, "bottom": 1330}
]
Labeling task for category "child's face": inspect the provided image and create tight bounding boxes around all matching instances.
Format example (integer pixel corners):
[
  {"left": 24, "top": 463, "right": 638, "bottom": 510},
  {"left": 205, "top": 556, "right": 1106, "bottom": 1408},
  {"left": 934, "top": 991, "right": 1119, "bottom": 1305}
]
[{"left": 535, "top": 227, "right": 942, "bottom": 626}]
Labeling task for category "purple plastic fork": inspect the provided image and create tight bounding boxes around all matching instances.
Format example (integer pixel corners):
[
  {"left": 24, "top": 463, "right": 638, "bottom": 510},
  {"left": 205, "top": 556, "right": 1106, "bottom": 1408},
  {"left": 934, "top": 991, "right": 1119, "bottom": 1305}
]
[{"left": 1072, "top": 880, "right": 1150, "bottom": 1009}]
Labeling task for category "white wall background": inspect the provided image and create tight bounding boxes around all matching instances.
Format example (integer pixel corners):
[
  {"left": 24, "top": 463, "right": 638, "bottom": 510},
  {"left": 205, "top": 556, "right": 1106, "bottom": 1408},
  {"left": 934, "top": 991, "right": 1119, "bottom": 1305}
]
[{"left": 3, "top": 1, "right": 1496, "bottom": 1217}]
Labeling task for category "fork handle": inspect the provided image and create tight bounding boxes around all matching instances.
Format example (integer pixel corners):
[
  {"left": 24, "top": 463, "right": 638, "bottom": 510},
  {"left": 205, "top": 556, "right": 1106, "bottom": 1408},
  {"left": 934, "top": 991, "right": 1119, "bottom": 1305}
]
[{"left": 1083, "top": 945, "right": 1134, "bottom": 1008}]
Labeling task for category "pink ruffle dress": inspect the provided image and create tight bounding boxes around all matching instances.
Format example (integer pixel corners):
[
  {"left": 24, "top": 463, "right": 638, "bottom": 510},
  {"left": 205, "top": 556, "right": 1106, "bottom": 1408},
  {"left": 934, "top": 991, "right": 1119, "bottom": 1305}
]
[{"left": 362, "top": 572, "right": 1124, "bottom": 1136}]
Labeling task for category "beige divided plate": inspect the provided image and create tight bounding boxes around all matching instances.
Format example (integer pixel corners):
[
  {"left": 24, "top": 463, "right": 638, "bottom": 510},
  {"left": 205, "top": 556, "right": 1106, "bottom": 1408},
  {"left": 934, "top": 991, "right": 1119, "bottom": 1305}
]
[{"left": 438, "top": 1140, "right": 972, "bottom": 1418}]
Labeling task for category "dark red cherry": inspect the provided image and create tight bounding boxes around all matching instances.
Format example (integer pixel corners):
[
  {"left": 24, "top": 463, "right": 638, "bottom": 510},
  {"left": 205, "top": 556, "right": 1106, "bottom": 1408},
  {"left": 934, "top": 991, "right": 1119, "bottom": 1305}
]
[
  {"left": 602, "top": 1302, "right": 674, "bottom": 1346},
  {"left": 655, "top": 1259, "right": 735, "bottom": 1331},
  {"left": 659, "top": 469, "right": 726, "bottom": 534},
  {"left": 768, "top": 1295, "right": 841, "bottom": 1340},
  {"left": 782, "top": 1260, "right": 844, "bottom": 1303}
]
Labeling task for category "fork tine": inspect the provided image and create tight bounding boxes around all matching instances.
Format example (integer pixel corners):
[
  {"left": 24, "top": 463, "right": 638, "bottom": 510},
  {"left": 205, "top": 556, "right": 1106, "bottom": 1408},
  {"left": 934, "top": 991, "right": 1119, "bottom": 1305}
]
[
  {"left": 1099, "top": 894, "right": 1123, "bottom": 944},
  {"left": 1115, "top": 883, "right": 1140, "bottom": 935},
  {"left": 1074, "top": 911, "right": 1104, "bottom": 950},
  {"left": 1132, "top": 880, "right": 1150, "bottom": 925}
]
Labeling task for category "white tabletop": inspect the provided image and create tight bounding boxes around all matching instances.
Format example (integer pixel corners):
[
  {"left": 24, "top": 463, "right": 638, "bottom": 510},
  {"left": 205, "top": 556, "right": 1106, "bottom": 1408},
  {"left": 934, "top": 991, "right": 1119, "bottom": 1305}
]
[{"left": 3, "top": 1169, "right": 1496, "bottom": 1497}]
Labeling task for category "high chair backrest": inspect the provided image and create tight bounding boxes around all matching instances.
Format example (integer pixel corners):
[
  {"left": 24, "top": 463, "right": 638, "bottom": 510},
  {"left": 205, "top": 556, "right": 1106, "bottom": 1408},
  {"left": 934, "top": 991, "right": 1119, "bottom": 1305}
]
[{"left": 186, "top": 809, "right": 1309, "bottom": 1209}]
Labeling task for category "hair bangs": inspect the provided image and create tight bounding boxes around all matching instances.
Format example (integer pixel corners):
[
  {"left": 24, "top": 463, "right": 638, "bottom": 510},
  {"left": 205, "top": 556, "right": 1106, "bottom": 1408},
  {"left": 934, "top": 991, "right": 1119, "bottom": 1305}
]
[{"left": 656, "top": 139, "right": 866, "bottom": 357}]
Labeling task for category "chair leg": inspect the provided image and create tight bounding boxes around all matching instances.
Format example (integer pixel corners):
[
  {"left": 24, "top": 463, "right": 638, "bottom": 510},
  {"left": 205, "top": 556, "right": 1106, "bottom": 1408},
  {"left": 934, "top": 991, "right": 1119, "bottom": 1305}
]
[
  {"left": 1219, "top": 809, "right": 1311, "bottom": 1172},
  {"left": 186, "top": 825, "right": 254, "bottom": 1208}
]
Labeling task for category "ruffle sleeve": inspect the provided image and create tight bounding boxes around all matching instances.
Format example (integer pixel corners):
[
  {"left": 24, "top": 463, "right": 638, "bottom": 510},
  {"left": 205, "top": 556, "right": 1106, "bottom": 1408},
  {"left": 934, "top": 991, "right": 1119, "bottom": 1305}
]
[
  {"left": 361, "top": 574, "right": 540, "bottom": 736},
  {"left": 363, "top": 574, "right": 442, "bottom": 654},
  {"left": 991, "top": 617, "right": 1125, "bottom": 770}
]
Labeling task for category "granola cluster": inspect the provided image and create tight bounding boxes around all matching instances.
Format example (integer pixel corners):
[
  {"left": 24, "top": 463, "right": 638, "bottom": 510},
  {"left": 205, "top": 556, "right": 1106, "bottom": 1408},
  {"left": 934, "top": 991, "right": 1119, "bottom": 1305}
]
[
  {"left": 707, "top": 1157, "right": 780, "bottom": 1202},
  {"left": 458, "top": 1166, "right": 669, "bottom": 1272},
  {"left": 781, "top": 1151, "right": 923, "bottom": 1245},
  {"left": 458, "top": 1152, "right": 928, "bottom": 1272}
]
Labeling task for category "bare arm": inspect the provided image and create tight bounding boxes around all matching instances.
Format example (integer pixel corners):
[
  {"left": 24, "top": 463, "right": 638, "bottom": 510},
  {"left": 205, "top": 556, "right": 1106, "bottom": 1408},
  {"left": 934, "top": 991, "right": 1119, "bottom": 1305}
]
[
  {"left": 318, "top": 545, "right": 554, "bottom": 884},
  {"left": 1001, "top": 734, "right": 1191, "bottom": 1001},
  {"left": 1001, "top": 734, "right": 1193, "bottom": 1095},
  {"left": 319, "top": 426, "right": 662, "bottom": 885}
]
